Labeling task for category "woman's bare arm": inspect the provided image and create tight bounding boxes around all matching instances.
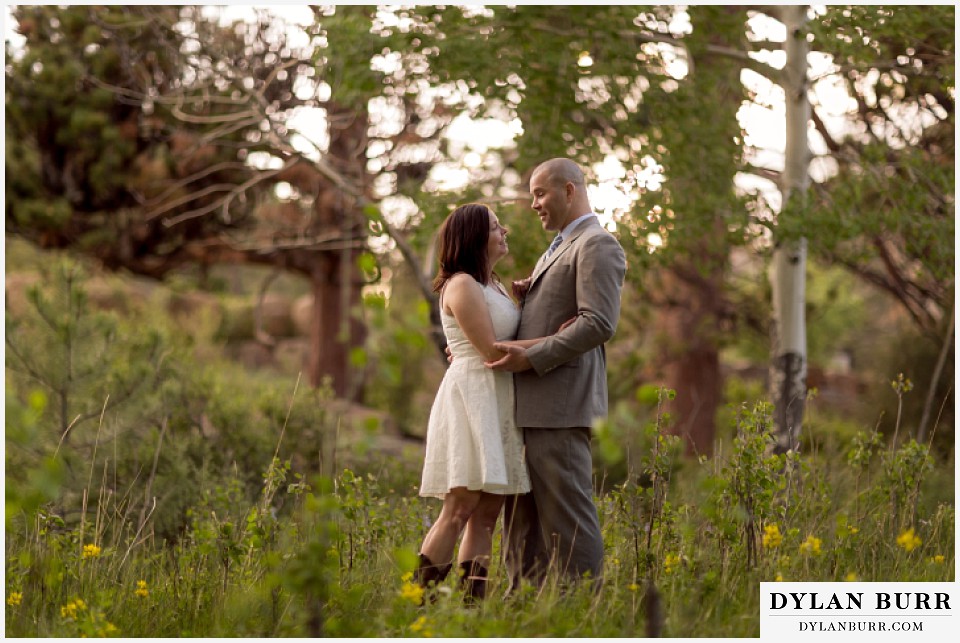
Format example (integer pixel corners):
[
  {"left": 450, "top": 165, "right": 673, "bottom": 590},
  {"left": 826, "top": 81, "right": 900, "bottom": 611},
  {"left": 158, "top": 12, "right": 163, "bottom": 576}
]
[
  {"left": 501, "top": 316, "right": 577, "bottom": 350},
  {"left": 443, "top": 274, "right": 506, "bottom": 362}
]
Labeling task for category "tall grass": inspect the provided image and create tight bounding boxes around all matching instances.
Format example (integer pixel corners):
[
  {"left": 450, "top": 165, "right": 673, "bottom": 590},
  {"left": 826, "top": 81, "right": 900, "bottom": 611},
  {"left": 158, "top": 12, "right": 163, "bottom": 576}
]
[
  {"left": 4, "top": 253, "right": 954, "bottom": 637},
  {"left": 5, "top": 395, "right": 954, "bottom": 637}
]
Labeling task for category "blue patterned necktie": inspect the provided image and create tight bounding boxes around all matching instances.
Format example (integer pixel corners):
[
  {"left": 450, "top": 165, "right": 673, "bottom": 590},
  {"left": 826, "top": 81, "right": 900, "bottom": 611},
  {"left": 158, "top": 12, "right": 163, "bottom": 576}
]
[{"left": 545, "top": 234, "right": 564, "bottom": 259}]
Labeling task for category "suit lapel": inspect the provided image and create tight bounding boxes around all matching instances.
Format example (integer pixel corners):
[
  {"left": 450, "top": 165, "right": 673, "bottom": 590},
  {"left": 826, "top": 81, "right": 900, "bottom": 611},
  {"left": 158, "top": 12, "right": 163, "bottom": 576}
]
[{"left": 529, "top": 217, "right": 598, "bottom": 286}]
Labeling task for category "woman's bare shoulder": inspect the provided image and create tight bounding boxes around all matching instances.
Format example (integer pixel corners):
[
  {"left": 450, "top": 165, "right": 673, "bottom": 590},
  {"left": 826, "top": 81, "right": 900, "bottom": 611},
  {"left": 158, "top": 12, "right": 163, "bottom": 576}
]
[
  {"left": 445, "top": 272, "right": 481, "bottom": 291},
  {"left": 441, "top": 273, "right": 482, "bottom": 310}
]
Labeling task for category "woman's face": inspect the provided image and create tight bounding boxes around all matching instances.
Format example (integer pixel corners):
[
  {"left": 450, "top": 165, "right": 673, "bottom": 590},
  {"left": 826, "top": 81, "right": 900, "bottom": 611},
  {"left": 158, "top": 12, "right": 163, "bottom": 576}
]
[{"left": 486, "top": 209, "right": 509, "bottom": 265}]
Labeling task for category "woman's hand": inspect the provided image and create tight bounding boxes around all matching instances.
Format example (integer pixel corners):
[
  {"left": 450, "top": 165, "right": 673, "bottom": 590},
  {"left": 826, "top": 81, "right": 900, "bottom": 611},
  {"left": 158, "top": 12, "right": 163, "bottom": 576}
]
[
  {"left": 512, "top": 277, "right": 532, "bottom": 301},
  {"left": 507, "top": 316, "right": 578, "bottom": 352}
]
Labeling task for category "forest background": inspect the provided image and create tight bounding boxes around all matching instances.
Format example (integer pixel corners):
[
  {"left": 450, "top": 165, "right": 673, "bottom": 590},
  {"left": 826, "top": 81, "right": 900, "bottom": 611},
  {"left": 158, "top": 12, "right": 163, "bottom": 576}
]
[{"left": 3, "top": 4, "right": 955, "bottom": 638}]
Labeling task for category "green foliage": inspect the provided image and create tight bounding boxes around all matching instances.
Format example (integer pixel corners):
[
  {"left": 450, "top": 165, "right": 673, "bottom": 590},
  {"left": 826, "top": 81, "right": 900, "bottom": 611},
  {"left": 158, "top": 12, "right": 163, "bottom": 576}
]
[
  {"left": 362, "top": 282, "right": 439, "bottom": 437},
  {"left": 864, "top": 328, "right": 954, "bottom": 448},
  {"left": 724, "top": 259, "right": 874, "bottom": 367},
  {"left": 5, "top": 388, "right": 65, "bottom": 527},
  {"left": 796, "top": 5, "right": 955, "bottom": 335},
  {"left": 5, "top": 258, "right": 178, "bottom": 489},
  {"left": 4, "top": 6, "right": 955, "bottom": 635},
  {"left": 812, "top": 5, "right": 954, "bottom": 83},
  {"left": 6, "top": 6, "right": 151, "bottom": 219},
  {"left": 704, "top": 402, "right": 797, "bottom": 567},
  {"left": 6, "top": 5, "right": 325, "bottom": 286},
  {"left": 605, "top": 388, "right": 684, "bottom": 585},
  {"left": 5, "top": 415, "right": 952, "bottom": 637},
  {"left": 1, "top": 262, "right": 953, "bottom": 625},
  {"left": 3, "top": 257, "right": 342, "bottom": 540},
  {"left": 875, "top": 439, "right": 934, "bottom": 532}
]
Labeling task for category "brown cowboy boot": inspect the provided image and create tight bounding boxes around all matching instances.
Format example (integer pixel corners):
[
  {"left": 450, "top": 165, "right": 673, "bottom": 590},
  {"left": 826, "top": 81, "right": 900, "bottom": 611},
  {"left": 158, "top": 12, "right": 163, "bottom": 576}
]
[
  {"left": 414, "top": 553, "right": 452, "bottom": 604},
  {"left": 458, "top": 559, "right": 489, "bottom": 604}
]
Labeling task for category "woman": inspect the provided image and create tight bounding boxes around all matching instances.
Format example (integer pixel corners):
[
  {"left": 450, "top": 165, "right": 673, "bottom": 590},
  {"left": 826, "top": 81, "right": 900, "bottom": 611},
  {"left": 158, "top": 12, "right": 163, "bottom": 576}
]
[{"left": 415, "top": 203, "right": 532, "bottom": 602}]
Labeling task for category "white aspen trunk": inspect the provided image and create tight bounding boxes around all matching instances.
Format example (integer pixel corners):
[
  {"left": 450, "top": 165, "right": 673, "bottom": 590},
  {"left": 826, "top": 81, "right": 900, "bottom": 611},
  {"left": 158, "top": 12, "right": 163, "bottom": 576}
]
[{"left": 770, "top": 5, "right": 810, "bottom": 454}]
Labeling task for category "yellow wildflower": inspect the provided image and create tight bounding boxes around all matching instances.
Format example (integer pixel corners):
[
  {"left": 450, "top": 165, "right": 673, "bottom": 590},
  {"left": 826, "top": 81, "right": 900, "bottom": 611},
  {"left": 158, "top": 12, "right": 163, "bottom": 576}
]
[
  {"left": 399, "top": 581, "right": 425, "bottom": 605},
  {"left": 896, "top": 528, "right": 922, "bottom": 552},
  {"left": 799, "top": 535, "right": 822, "bottom": 556},
  {"left": 60, "top": 598, "right": 87, "bottom": 620},
  {"left": 775, "top": 573, "right": 784, "bottom": 582},
  {"left": 664, "top": 554, "right": 682, "bottom": 574},
  {"left": 98, "top": 622, "right": 119, "bottom": 637},
  {"left": 849, "top": 526, "right": 859, "bottom": 535},
  {"left": 401, "top": 571, "right": 413, "bottom": 582},
  {"left": 81, "top": 544, "right": 101, "bottom": 559},
  {"left": 929, "top": 555, "right": 945, "bottom": 564},
  {"left": 7, "top": 592, "right": 23, "bottom": 607},
  {"left": 410, "top": 615, "right": 433, "bottom": 636},
  {"left": 844, "top": 572, "right": 859, "bottom": 582},
  {"left": 627, "top": 583, "right": 640, "bottom": 592},
  {"left": 134, "top": 580, "right": 149, "bottom": 598},
  {"left": 762, "top": 524, "right": 783, "bottom": 548}
]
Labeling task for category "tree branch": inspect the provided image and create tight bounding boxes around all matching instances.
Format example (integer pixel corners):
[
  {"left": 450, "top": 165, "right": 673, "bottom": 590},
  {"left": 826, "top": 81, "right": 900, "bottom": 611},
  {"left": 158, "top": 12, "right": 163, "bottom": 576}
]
[
  {"left": 226, "top": 233, "right": 368, "bottom": 253},
  {"left": 809, "top": 103, "right": 842, "bottom": 154},
  {"left": 171, "top": 94, "right": 259, "bottom": 125},
  {"left": 143, "top": 183, "right": 238, "bottom": 221},
  {"left": 132, "top": 161, "right": 247, "bottom": 207},
  {"left": 84, "top": 74, "right": 253, "bottom": 108},
  {"left": 377, "top": 215, "right": 437, "bottom": 307},
  {"left": 917, "top": 302, "right": 954, "bottom": 442},
  {"left": 828, "top": 247, "right": 935, "bottom": 335},
  {"left": 741, "top": 166, "right": 782, "bottom": 185},
  {"left": 159, "top": 158, "right": 298, "bottom": 227}
]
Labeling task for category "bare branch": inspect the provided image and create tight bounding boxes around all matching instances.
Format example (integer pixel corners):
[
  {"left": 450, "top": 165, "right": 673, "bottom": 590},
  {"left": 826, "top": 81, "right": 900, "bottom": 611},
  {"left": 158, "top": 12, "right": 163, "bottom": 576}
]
[
  {"left": 231, "top": 234, "right": 368, "bottom": 253},
  {"left": 84, "top": 74, "right": 252, "bottom": 108},
  {"left": 144, "top": 183, "right": 238, "bottom": 221},
  {"left": 706, "top": 44, "right": 785, "bottom": 84},
  {"left": 257, "top": 57, "right": 304, "bottom": 100},
  {"left": 809, "top": 103, "right": 842, "bottom": 154},
  {"left": 160, "top": 158, "right": 299, "bottom": 227},
  {"left": 139, "top": 161, "right": 251, "bottom": 208},
  {"left": 199, "top": 115, "right": 266, "bottom": 146},
  {"left": 377, "top": 214, "right": 437, "bottom": 306},
  {"left": 809, "top": 60, "right": 950, "bottom": 84},
  {"left": 171, "top": 94, "right": 259, "bottom": 125},
  {"left": 741, "top": 166, "right": 782, "bottom": 185}
]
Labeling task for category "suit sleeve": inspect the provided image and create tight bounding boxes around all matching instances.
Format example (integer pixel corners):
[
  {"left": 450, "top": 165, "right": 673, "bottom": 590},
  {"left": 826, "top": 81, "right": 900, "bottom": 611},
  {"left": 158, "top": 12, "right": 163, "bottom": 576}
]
[{"left": 525, "top": 231, "right": 626, "bottom": 376}]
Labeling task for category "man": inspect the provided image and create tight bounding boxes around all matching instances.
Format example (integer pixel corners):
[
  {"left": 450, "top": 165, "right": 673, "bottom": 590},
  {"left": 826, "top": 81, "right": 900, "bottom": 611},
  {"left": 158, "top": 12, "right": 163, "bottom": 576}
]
[{"left": 485, "top": 157, "right": 626, "bottom": 586}]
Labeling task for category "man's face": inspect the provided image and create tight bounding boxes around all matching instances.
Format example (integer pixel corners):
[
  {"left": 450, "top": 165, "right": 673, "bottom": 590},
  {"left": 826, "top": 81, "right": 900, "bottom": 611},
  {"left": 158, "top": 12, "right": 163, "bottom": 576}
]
[{"left": 530, "top": 169, "right": 569, "bottom": 232}]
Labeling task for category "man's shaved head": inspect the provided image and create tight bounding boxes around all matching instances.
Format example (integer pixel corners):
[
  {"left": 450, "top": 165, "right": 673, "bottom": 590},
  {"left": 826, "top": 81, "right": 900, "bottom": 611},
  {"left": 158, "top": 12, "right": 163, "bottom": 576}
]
[{"left": 533, "top": 158, "right": 586, "bottom": 188}]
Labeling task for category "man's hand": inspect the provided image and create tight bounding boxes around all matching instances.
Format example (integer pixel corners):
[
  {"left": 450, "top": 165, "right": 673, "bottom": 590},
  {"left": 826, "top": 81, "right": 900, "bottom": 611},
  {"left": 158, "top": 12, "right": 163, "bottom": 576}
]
[
  {"left": 445, "top": 345, "right": 453, "bottom": 364},
  {"left": 484, "top": 342, "right": 532, "bottom": 372},
  {"left": 512, "top": 277, "right": 532, "bottom": 301},
  {"left": 557, "top": 316, "right": 576, "bottom": 332}
]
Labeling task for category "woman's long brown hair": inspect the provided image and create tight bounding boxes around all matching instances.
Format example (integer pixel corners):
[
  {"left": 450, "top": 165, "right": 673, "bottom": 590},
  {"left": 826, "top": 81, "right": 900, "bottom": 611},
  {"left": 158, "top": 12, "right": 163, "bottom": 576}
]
[{"left": 432, "top": 203, "right": 493, "bottom": 293}]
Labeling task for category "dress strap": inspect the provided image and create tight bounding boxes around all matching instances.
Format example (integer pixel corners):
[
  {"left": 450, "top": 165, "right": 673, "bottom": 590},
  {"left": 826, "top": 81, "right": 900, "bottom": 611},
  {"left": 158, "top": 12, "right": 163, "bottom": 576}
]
[{"left": 490, "top": 279, "right": 514, "bottom": 303}]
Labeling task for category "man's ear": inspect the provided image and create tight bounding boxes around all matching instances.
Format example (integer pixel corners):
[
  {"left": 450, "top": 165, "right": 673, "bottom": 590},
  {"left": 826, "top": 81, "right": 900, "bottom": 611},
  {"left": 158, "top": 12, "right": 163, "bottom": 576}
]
[{"left": 565, "top": 181, "right": 575, "bottom": 202}]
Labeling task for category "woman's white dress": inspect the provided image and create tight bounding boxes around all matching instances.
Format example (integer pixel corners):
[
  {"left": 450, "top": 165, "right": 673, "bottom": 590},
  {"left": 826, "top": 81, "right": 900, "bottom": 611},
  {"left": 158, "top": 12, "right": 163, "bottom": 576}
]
[{"left": 419, "top": 282, "right": 531, "bottom": 498}]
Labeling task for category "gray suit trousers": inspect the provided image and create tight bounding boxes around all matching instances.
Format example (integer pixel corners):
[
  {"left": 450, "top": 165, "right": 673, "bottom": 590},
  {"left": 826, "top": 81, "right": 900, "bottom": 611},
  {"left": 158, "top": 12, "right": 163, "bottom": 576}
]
[{"left": 503, "top": 427, "right": 603, "bottom": 585}]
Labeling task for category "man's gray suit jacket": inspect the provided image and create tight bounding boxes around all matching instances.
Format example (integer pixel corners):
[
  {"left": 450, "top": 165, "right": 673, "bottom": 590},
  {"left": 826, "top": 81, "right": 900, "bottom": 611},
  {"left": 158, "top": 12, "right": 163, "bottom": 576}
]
[{"left": 515, "top": 216, "right": 627, "bottom": 428}]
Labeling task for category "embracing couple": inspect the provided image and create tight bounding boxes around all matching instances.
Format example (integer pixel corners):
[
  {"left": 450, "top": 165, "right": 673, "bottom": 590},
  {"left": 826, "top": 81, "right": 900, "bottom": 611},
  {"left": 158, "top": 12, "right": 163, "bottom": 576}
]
[{"left": 414, "top": 158, "right": 627, "bottom": 602}]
